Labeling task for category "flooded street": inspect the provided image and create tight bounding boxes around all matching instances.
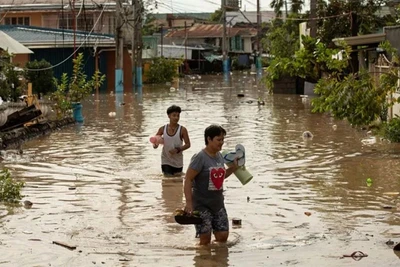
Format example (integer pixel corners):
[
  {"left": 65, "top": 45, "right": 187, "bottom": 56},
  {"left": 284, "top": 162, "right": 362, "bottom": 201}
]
[{"left": 1, "top": 73, "right": 400, "bottom": 267}]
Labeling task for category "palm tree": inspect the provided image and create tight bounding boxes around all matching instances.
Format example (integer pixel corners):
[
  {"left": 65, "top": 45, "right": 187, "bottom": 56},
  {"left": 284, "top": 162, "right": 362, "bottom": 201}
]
[
  {"left": 270, "top": 0, "right": 304, "bottom": 17},
  {"left": 270, "top": 0, "right": 285, "bottom": 17},
  {"left": 290, "top": 0, "right": 304, "bottom": 14}
]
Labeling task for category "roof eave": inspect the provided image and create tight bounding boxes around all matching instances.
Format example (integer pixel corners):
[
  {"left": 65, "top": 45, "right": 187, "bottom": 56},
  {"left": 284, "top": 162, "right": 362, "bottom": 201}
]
[{"left": 333, "top": 33, "right": 386, "bottom": 46}]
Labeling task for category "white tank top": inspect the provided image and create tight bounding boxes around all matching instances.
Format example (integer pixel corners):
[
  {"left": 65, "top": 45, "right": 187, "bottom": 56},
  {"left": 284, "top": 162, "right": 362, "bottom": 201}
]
[{"left": 161, "top": 124, "right": 183, "bottom": 168}]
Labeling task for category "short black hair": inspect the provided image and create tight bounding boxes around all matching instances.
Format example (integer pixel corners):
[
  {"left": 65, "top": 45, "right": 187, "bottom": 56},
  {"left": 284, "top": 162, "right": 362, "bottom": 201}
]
[
  {"left": 204, "top": 125, "right": 226, "bottom": 145},
  {"left": 167, "top": 105, "right": 181, "bottom": 115}
]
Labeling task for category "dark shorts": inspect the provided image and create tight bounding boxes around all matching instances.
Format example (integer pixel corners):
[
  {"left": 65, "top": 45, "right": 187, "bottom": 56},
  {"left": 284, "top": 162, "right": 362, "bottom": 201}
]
[
  {"left": 162, "top": 164, "right": 183, "bottom": 175},
  {"left": 195, "top": 207, "right": 229, "bottom": 235}
]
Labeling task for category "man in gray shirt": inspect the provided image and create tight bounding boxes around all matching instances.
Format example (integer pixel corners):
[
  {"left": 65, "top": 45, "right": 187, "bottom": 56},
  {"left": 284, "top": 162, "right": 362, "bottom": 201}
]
[{"left": 184, "top": 125, "right": 238, "bottom": 245}]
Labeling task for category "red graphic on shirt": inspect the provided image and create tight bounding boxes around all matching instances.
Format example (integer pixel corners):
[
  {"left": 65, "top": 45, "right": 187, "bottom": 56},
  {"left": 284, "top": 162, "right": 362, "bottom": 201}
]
[{"left": 210, "top": 167, "right": 226, "bottom": 190}]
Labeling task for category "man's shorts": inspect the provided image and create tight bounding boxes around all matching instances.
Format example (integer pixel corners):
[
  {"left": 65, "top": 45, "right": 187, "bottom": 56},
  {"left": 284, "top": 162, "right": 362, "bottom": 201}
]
[
  {"left": 162, "top": 164, "right": 183, "bottom": 175},
  {"left": 195, "top": 207, "right": 229, "bottom": 235}
]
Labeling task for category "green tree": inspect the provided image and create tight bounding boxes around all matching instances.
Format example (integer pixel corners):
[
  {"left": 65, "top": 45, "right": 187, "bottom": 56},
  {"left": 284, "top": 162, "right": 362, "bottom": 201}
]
[
  {"left": 52, "top": 53, "right": 105, "bottom": 118},
  {"left": 210, "top": 9, "right": 223, "bottom": 22},
  {"left": 310, "top": 40, "right": 400, "bottom": 128},
  {"left": 317, "top": 0, "right": 392, "bottom": 46},
  {"left": 263, "top": 18, "right": 300, "bottom": 59},
  {"left": 270, "top": 0, "right": 304, "bottom": 17},
  {"left": 142, "top": 14, "right": 158, "bottom": 36},
  {"left": 146, "top": 57, "right": 181, "bottom": 84},
  {"left": 0, "top": 51, "right": 23, "bottom": 102},
  {"left": 0, "top": 168, "right": 24, "bottom": 203},
  {"left": 25, "top": 59, "right": 55, "bottom": 98}
]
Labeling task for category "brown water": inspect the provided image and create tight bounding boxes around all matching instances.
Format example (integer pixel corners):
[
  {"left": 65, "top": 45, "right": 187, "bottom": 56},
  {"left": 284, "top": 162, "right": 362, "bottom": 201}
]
[{"left": 1, "top": 73, "right": 400, "bottom": 267}]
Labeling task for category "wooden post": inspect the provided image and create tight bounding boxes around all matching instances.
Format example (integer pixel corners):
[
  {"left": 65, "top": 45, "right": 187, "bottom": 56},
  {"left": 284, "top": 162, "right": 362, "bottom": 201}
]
[{"left": 27, "top": 83, "right": 33, "bottom": 106}]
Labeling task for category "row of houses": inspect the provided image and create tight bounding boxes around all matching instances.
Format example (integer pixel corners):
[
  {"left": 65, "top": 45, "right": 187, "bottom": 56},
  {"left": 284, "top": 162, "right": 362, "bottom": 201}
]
[
  {"left": 0, "top": 0, "right": 276, "bottom": 90},
  {"left": 2, "top": 1, "right": 400, "bottom": 96}
]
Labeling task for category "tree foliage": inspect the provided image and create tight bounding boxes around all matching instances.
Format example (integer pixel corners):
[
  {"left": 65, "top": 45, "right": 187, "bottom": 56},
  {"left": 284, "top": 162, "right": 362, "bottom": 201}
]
[
  {"left": 0, "top": 51, "right": 24, "bottom": 102},
  {"left": 0, "top": 168, "right": 24, "bottom": 203},
  {"left": 25, "top": 59, "right": 55, "bottom": 97},
  {"left": 263, "top": 18, "right": 301, "bottom": 59},
  {"left": 210, "top": 9, "right": 223, "bottom": 22},
  {"left": 142, "top": 14, "right": 158, "bottom": 36},
  {"left": 270, "top": 0, "right": 304, "bottom": 17},
  {"left": 311, "top": 40, "right": 400, "bottom": 127},
  {"left": 52, "top": 53, "right": 105, "bottom": 118},
  {"left": 146, "top": 57, "right": 182, "bottom": 84},
  {"left": 316, "top": 0, "right": 393, "bottom": 46}
]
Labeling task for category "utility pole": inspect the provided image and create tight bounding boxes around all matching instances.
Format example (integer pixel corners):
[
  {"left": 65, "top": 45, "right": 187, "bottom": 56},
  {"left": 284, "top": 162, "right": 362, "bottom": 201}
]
[
  {"left": 309, "top": 0, "right": 317, "bottom": 38},
  {"left": 256, "top": 0, "right": 262, "bottom": 71},
  {"left": 160, "top": 25, "right": 163, "bottom": 57},
  {"left": 284, "top": 0, "right": 288, "bottom": 18},
  {"left": 222, "top": 0, "right": 228, "bottom": 74},
  {"left": 72, "top": 0, "right": 76, "bottom": 58},
  {"left": 135, "top": 0, "right": 143, "bottom": 87},
  {"left": 350, "top": 11, "right": 359, "bottom": 73},
  {"left": 131, "top": 1, "right": 137, "bottom": 88},
  {"left": 184, "top": 21, "right": 188, "bottom": 73},
  {"left": 115, "top": 0, "right": 124, "bottom": 93}
]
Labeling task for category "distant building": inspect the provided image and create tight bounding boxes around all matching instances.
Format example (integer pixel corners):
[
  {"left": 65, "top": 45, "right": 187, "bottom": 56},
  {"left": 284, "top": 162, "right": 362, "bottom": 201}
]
[
  {"left": 150, "top": 13, "right": 213, "bottom": 30},
  {"left": 226, "top": 11, "right": 277, "bottom": 26},
  {"left": 164, "top": 23, "right": 257, "bottom": 53}
]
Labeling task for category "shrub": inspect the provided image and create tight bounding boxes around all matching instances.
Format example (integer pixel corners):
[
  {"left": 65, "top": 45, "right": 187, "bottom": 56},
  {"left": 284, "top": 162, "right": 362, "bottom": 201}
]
[
  {"left": 25, "top": 59, "right": 55, "bottom": 98},
  {"left": 146, "top": 57, "right": 181, "bottom": 84},
  {"left": 0, "top": 51, "right": 23, "bottom": 101},
  {"left": 382, "top": 117, "right": 400, "bottom": 142},
  {"left": 52, "top": 53, "right": 105, "bottom": 118},
  {"left": 0, "top": 168, "right": 24, "bottom": 203}
]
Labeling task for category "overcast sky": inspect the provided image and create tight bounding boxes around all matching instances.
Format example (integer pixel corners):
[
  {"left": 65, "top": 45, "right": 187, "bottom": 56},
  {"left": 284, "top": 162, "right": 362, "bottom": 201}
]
[{"left": 152, "top": 0, "right": 311, "bottom": 14}]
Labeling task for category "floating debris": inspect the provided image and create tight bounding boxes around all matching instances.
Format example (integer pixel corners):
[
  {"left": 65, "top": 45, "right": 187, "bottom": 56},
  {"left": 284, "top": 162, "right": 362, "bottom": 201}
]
[
  {"left": 232, "top": 218, "right": 242, "bottom": 225},
  {"left": 302, "top": 131, "right": 313, "bottom": 139}
]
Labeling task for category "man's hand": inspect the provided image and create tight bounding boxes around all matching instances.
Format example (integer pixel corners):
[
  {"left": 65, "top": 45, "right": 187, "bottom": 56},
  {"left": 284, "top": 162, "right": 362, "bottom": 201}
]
[{"left": 184, "top": 202, "right": 193, "bottom": 214}]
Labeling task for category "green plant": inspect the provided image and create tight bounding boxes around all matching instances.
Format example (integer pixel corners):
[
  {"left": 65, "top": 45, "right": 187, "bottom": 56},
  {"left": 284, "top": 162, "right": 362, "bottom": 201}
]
[
  {"left": 25, "top": 59, "right": 55, "bottom": 98},
  {"left": 0, "top": 168, "right": 24, "bottom": 203},
  {"left": 52, "top": 53, "right": 105, "bottom": 118},
  {"left": 0, "top": 51, "right": 24, "bottom": 101},
  {"left": 146, "top": 57, "right": 182, "bottom": 84},
  {"left": 381, "top": 117, "right": 400, "bottom": 142}
]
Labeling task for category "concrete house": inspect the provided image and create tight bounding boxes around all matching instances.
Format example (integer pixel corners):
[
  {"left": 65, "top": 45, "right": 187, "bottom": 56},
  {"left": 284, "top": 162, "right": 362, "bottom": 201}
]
[
  {"left": 164, "top": 23, "right": 257, "bottom": 54},
  {"left": 0, "top": 0, "right": 136, "bottom": 91}
]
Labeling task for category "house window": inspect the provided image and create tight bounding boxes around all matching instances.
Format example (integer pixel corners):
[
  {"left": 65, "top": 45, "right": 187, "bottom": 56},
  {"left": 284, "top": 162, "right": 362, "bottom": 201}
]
[
  {"left": 4, "top": 17, "right": 30, "bottom": 26},
  {"left": 59, "top": 14, "right": 94, "bottom": 32}
]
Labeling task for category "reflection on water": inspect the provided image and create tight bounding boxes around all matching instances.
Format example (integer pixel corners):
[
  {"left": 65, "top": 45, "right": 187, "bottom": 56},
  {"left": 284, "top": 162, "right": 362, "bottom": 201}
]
[
  {"left": 193, "top": 246, "right": 229, "bottom": 267},
  {"left": 1, "top": 73, "right": 400, "bottom": 266}
]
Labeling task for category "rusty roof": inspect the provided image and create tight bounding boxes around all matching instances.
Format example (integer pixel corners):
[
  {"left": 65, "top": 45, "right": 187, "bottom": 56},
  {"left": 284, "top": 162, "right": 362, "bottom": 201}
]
[{"left": 165, "top": 23, "right": 257, "bottom": 39}]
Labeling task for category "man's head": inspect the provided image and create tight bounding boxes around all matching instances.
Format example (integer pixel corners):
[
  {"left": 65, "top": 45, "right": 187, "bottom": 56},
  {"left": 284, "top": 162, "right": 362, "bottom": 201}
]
[
  {"left": 204, "top": 125, "right": 226, "bottom": 151},
  {"left": 167, "top": 105, "right": 181, "bottom": 124}
]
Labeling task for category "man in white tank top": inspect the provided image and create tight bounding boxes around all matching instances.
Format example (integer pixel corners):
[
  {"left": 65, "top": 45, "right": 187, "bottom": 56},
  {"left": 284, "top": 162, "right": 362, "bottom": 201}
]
[{"left": 153, "top": 105, "right": 191, "bottom": 175}]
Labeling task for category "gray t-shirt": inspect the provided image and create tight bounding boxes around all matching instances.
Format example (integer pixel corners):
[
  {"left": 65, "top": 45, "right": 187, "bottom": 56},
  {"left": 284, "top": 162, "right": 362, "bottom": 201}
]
[{"left": 189, "top": 150, "right": 226, "bottom": 214}]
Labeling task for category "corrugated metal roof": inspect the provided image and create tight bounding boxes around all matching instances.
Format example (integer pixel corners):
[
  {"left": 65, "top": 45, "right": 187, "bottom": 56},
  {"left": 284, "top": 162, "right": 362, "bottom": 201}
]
[
  {"left": 165, "top": 23, "right": 257, "bottom": 39},
  {"left": 0, "top": 30, "right": 33, "bottom": 54},
  {"left": 0, "top": 25, "right": 115, "bottom": 48}
]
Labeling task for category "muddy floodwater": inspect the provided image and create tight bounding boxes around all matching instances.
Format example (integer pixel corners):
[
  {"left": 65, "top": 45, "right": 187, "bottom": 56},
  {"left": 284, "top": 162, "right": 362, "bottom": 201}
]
[{"left": 1, "top": 73, "right": 400, "bottom": 267}]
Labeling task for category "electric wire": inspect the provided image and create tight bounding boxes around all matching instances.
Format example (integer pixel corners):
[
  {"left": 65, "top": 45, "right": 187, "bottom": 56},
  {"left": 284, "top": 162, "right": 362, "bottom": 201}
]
[{"left": 25, "top": 0, "right": 110, "bottom": 71}]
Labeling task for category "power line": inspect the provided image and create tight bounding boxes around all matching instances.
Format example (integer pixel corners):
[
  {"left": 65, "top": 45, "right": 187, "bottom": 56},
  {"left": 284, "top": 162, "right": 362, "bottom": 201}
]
[{"left": 25, "top": 0, "right": 110, "bottom": 71}]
